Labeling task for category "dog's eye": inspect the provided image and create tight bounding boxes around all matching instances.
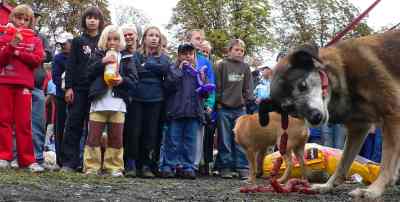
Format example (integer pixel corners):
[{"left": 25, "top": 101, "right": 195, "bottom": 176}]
[{"left": 298, "top": 81, "right": 307, "bottom": 92}]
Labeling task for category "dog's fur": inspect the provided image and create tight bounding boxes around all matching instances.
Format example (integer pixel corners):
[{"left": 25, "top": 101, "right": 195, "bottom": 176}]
[
  {"left": 234, "top": 112, "right": 309, "bottom": 184},
  {"left": 263, "top": 30, "right": 400, "bottom": 199}
]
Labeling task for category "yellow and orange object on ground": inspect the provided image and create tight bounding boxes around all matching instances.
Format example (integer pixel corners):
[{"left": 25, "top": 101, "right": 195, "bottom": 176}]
[{"left": 263, "top": 143, "right": 380, "bottom": 184}]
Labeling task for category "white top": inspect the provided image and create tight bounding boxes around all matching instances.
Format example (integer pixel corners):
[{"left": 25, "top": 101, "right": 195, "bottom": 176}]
[
  {"left": 90, "top": 88, "right": 126, "bottom": 113},
  {"left": 90, "top": 52, "right": 126, "bottom": 113}
]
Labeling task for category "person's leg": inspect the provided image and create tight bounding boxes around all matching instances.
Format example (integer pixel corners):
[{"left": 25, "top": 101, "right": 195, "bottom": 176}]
[
  {"left": 0, "top": 86, "right": 15, "bottom": 164},
  {"left": 141, "top": 102, "right": 162, "bottom": 171},
  {"left": 215, "top": 108, "right": 234, "bottom": 175},
  {"left": 83, "top": 112, "right": 107, "bottom": 174},
  {"left": 194, "top": 125, "right": 205, "bottom": 170},
  {"left": 203, "top": 121, "right": 216, "bottom": 175},
  {"left": 61, "top": 90, "right": 89, "bottom": 169},
  {"left": 161, "top": 120, "right": 183, "bottom": 174},
  {"left": 123, "top": 101, "right": 143, "bottom": 175},
  {"left": 333, "top": 124, "right": 346, "bottom": 150},
  {"left": 104, "top": 112, "right": 125, "bottom": 176},
  {"left": 55, "top": 96, "right": 67, "bottom": 166},
  {"left": 14, "top": 87, "right": 36, "bottom": 167},
  {"left": 181, "top": 118, "right": 199, "bottom": 176},
  {"left": 320, "top": 124, "right": 333, "bottom": 147},
  {"left": 31, "top": 88, "right": 46, "bottom": 164},
  {"left": 232, "top": 109, "right": 249, "bottom": 176}
]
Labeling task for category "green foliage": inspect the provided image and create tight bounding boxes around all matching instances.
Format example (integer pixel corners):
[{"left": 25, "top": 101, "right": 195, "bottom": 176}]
[
  {"left": 272, "top": 0, "right": 374, "bottom": 51},
  {"left": 7, "top": 0, "right": 111, "bottom": 39},
  {"left": 169, "top": 0, "right": 275, "bottom": 58}
]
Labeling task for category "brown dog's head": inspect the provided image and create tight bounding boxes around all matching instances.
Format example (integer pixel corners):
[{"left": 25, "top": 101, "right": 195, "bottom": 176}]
[{"left": 265, "top": 44, "right": 330, "bottom": 127}]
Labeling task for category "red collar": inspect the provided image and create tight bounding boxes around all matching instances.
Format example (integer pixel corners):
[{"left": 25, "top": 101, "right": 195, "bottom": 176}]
[{"left": 318, "top": 69, "right": 329, "bottom": 98}]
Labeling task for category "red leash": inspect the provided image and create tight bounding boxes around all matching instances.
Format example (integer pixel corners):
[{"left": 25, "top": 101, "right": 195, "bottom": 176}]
[{"left": 326, "top": 0, "right": 382, "bottom": 46}]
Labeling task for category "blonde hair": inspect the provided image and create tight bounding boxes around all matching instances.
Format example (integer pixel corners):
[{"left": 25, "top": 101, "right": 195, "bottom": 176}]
[
  {"left": 9, "top": 4, "right": 35, "bottom": 29},
  {"left": 140, "top": 26, "right": 162, "bottom": 56},
  {"left": 203, "top": 40, "right": 212, "bottom": 50},
  {"left": 120, "top": 24, "right": 137, "bottom": 34},
  {"left": 97, "top": 25, "right": 126, "bottom": 51},
  {"left": 185, "top": 29, "right": 205, "bottom": 42}
]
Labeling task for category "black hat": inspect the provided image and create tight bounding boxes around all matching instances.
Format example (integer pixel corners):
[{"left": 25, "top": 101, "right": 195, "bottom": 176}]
[{"left": 178, "top": 43, "right": 195, "bottom": 54}]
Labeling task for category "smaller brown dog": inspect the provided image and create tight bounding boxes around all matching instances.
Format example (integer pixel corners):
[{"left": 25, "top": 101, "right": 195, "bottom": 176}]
[{"left": 234, "top": 112, "right": 309, "bottom": 184}]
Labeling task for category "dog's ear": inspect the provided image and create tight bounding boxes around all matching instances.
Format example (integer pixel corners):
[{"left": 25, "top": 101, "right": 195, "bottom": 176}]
[
  {"left": 258, "top": 99, "right": 274, "bottom": 126},
  {"left": 289, "top": 44, "right": 320, "bottom": 70}
]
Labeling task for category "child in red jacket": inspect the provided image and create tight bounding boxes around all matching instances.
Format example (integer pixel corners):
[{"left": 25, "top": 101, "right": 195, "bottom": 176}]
[{"left": 0, "top": 4, "right": 44, "bottom": 172}]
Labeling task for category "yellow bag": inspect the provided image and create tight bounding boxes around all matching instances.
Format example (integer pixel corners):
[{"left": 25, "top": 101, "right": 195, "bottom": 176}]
[{"left": 263, "top": 143, "right": 380, "bottom": 184}]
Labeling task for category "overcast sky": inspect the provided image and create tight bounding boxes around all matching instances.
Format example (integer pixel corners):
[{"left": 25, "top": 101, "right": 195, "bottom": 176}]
[{"left": 108, "top": 0, "right": 399, "bottom": 31}]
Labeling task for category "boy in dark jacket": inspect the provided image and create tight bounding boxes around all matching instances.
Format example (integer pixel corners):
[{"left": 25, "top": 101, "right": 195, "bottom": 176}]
[
  {"left": 61, "top": 7, "right": 104, "bottom": 172},
  {"left": 84, "top": 25, "right": 137, "bottom": 177},
  {"left": 159, "top": 43, "right": 206, "bottom": 179}
]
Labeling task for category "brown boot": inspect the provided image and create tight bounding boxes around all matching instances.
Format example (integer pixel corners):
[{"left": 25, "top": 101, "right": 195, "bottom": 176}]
[{"left": 83, "top": 146, "right": 102, "bottom": 175}]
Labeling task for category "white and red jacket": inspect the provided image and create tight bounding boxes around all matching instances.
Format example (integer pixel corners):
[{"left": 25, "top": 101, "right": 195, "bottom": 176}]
[{"left": 0, "top": 32, "right": 44, "bottom": 89}]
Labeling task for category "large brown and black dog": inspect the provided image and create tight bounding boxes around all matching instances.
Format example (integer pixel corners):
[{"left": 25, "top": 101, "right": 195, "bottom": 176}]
[
  {"left": 234, "top": 112, "right": 309, "bottom": 184},
  {"left": 259, "top": 30, "right": 400, "bottom": 199}
]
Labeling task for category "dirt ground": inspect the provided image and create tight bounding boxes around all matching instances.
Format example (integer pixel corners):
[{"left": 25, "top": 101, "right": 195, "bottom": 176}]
[{"left": 0, "top": 169, "right": 400, "bottom": 202}]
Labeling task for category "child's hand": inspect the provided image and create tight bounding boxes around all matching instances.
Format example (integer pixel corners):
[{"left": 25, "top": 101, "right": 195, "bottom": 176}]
[
  {"left": 109, "top": 75, "right": 123, "bottom": 86},
  {"left": 102, "top": 54, "right": 117, "bottom": 64},
  {"left": 179, "top": 60, "right": 190, "bottom": 69},
  {"left": 255, "top": 98, "right": 262, "bottom": 104},
  {"left": 10, "top": 32, "right": 22, "bottom": 47}
]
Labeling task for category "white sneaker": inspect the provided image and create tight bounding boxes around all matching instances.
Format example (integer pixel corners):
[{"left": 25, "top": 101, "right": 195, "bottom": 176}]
[
  {"left": 10, "top": 159, "right": 19, "bottom": 168},
  {"left": 110, "top": 170, "right": 124, "bottom": 177},
  {"left": 28, "top": 163, "right": 45, "bottom": 173},
  {"left": 0, "top": 160, "right": 10, "bottom": 169}
]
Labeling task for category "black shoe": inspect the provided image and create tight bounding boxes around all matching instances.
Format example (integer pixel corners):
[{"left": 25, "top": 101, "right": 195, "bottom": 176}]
[
  {"left": 125, "top": 169, "right": 137, "bottom": 178},
  {"left": 238, "top": 169, "right": 249, "bottom": 180},
  {"left": 181, "top": 170, "right": 196, "bottom": 179},
  {"left": 140, "top": 166, "right": 155, "bottom": 178},
  {"left": 220, "top": 169, "right": 234, "bottom": 179},
  {"left": 160, "top": 171, "right": 175, "bottom": 178}
]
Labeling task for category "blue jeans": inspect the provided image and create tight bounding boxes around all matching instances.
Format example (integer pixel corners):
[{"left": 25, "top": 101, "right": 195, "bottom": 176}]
[
  {"left": 321, "top": 124, "right": 346, "bottom": 149},
  {"left": 32, "top": 88, "right": 45, "bottom": 163},
  {"left": 215, "top": 107, "right": 248, "bottom": 170},
  {"left": 360, "top": 128, "right": 382, "bottom": 163},
  {"left": 161, "top": 118, "right": 199, "bottom": 172}
]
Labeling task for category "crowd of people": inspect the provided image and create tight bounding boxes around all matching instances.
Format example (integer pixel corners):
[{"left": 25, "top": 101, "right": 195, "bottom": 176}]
[{"left": 0, "top": 4, "right": 382, "bottom": 180}]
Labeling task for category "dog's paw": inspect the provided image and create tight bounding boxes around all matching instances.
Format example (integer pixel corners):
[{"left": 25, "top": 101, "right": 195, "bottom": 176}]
[
  {"left": 311, "top": 183, "right": 334, "bottom": 193},
  {"left": 349, "top": 187, "right": 383, "bottom": 200}
]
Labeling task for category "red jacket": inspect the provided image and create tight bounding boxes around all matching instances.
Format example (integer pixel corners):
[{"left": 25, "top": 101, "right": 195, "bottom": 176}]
[{"left": 0, "top": 32, "right": 44, "bottom": 89}]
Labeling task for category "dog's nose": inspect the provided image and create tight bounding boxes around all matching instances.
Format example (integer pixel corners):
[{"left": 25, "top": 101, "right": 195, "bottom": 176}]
[{"left": 309, "top": 109, "right": 323, "bottom": 125}]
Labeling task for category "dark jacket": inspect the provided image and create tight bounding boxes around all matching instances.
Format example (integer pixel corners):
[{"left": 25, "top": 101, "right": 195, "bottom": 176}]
[
  {"left": 131, "top": 52, "right": 170, "bottom": 102},
  {"left": 87, "top": 50, "right": 138, "bottom": 104},
  {"left": 52, "top": 52, "right": 68, "bottom": 97},
  {"left": 165, "top": 63, "right": 204, "bottom": 121},
  {"left": 65, "top": 33, "right": 100, "bottom": 91}
]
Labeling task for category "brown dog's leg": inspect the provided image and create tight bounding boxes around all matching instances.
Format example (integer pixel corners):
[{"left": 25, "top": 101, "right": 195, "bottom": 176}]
[
  {"left": 246, "top": 148, "right": 257, "bottom": 184},
  {"left": 256, "top": 148, "right": 266, "bottom": 178},
  {"left": 277, "top": 152, "right": 292, "bottom": 183},
  {"left": 313, "top": 122, "right": 370, "bottom": 193},
  {"left": 350, "top": 116, "right": 400, "bottom": 199}
]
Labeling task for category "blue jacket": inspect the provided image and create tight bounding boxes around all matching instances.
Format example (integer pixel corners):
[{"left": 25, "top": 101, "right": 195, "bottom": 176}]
[
  {"left": 253, "top": 78, "right": 271, "bottom": 100},
  {"left": 131, "top": 52, "right": 170, "bottom": 102},
  {"left": 52, "top": 52, "right": 69, "bottom": 97},
  {"left": 196, "top": 52, "right": 215, "bottom": 109},
  {"left": 165, "top": 63, "right": 204, "bottom": 121}
]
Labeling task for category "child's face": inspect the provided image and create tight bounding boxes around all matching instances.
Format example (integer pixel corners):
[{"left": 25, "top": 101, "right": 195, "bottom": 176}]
[
  {"left": 178, "top": 50, "right": 195, "bottom": 64},
  {"left": 262, "top": 68, "right": 272, "bottom": 78},
  {"left": 229, "top": 44, "right": 245, "bottom": 59},
  {"left": 107, "top": 32, "right": 120, "bottom": 50},
  {"left": 123, "top": 29, "right": 137, "bottom": 48},
  {"left": 144, "top": 28, "right": 161, "bottom": 49},
  {"left": 12, "top": 14, "right": 31, "bottom": 28},
  {"left": 190, "top": 31, "right": 204, "bottom": 50},
  {"left": 85, "top": 16, "right": 100, "bottom": 31}
]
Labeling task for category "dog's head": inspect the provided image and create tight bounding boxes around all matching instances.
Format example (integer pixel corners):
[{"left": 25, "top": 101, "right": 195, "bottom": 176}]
[{"left": 270, "top": 44, "right": 330, "bottom": 127}]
